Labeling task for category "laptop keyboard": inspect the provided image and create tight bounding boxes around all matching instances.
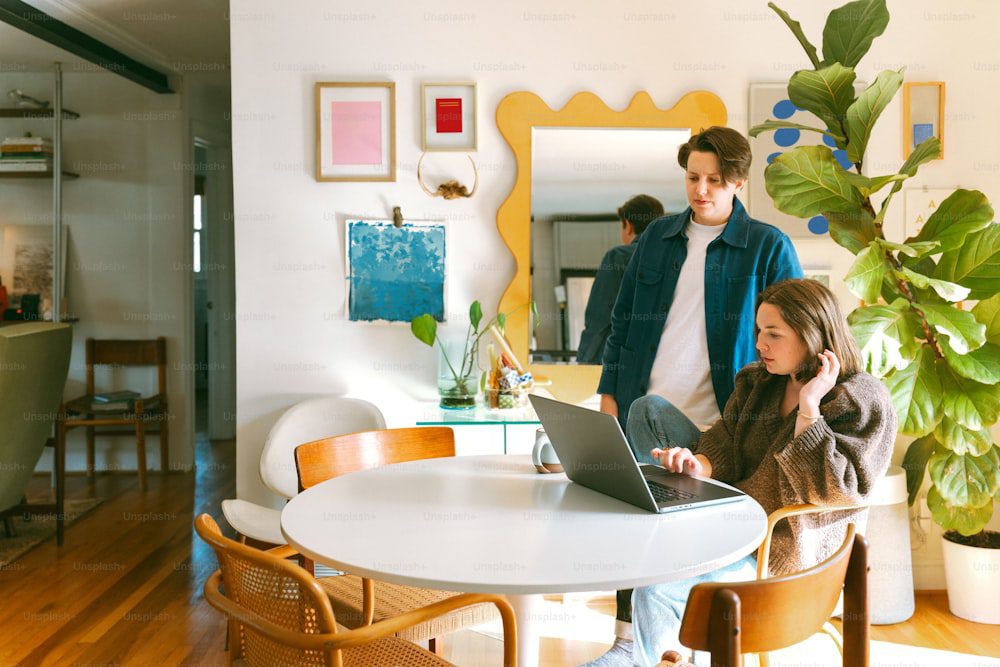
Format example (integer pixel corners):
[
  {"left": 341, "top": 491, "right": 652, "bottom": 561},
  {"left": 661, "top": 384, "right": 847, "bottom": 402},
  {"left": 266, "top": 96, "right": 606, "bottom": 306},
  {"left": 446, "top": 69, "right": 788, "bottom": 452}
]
[{"left": 647, "top": 482, "right": 697, "bottom": 503}]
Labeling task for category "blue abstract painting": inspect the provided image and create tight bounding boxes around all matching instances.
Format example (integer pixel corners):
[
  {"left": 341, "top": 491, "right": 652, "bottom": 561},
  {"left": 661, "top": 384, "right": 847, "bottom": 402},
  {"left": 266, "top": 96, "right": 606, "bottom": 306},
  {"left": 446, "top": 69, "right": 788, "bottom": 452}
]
[
  {"left": 749, "top": 82, "right": 863, "bottom": 238},
  {"left": 347, "top": 220, "right": 446, "bottom": 322}
]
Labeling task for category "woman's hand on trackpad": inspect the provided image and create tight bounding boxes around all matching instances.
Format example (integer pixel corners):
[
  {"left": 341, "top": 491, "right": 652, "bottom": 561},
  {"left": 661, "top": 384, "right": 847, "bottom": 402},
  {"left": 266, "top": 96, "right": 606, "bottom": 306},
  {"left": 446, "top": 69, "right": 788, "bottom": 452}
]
[{"left": 650, "top": 447, "right": 703, "bottom": 476}]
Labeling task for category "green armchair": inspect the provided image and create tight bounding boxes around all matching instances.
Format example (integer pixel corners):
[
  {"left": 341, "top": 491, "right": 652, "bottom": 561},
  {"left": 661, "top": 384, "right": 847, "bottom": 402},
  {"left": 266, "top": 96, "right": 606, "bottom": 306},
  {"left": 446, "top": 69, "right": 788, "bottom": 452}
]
[{"left": 0, "top": 322, "right": 72, "bottom": 543}]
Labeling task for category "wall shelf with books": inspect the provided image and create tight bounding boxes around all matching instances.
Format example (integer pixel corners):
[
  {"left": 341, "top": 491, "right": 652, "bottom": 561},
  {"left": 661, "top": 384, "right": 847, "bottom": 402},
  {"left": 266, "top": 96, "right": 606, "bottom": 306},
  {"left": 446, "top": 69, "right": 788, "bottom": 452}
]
[{"left": 1, "top": 64, "right": 75, "bottom": 323}]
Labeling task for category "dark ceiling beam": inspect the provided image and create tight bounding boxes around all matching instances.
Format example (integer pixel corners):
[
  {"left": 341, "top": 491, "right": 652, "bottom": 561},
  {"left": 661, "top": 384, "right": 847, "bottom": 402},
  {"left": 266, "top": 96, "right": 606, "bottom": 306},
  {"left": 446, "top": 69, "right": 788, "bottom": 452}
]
[{"left": 0, "top": 0, "right": 172, "bottom": 93}]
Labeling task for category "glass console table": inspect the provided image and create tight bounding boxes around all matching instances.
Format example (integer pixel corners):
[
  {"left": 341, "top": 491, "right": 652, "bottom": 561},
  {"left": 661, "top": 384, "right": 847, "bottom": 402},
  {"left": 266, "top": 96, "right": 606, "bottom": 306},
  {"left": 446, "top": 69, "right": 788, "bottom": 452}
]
[{"left": 415, "top": 404, "right": 540, "bottom": 454}]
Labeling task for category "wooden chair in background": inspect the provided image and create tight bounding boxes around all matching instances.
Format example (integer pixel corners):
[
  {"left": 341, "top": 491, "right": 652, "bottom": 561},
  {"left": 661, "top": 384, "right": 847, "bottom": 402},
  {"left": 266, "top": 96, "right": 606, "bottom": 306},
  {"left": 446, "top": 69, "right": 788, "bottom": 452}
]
[
  {"left": 678, "top": 525, "right": 869, "bottom": 667},
  {"left": 58, "top": 337, "right": 168, "bottom": 490},
  {"left": 294, "top": 427, "right": 499, "bottom": 653},
  {"left": 195, "top": 514, "right": 517, "bottom": 667}
]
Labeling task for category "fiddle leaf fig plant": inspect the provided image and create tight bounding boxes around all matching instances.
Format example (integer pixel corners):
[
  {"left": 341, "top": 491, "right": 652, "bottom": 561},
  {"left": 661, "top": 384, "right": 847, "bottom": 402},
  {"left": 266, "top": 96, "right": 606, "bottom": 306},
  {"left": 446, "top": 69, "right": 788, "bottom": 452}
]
[{"left": 753, "top": 0, "right": 1000, "bottom": 537}]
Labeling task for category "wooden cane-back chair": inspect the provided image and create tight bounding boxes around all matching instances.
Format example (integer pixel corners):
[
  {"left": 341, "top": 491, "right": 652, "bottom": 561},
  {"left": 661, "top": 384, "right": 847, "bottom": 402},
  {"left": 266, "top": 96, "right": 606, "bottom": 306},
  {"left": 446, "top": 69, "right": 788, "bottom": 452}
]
[
  {"left": 293, "top": 427, "right": 497, "bottom": 650},
  {"left": 195, "top": 514, "right": 517, "bottom": 667},
  {"left": 679, "top": 525, "right": 869, "bottom": 667}
]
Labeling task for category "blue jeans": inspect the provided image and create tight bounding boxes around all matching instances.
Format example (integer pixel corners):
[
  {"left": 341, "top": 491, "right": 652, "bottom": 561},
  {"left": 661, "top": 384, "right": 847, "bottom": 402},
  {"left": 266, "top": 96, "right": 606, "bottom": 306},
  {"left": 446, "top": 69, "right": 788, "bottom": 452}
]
[
  {"left": 632, "top": 555, "right": 758, "bottom": 666},
  {"left": 626, "top": 396, "right": 755, "bottom": 665},
  {"left": 613, "top": 396, "right": 706, "bottom": 624},
  {"left": 625, "top": 395, "right": 704, "bottom": 465}
]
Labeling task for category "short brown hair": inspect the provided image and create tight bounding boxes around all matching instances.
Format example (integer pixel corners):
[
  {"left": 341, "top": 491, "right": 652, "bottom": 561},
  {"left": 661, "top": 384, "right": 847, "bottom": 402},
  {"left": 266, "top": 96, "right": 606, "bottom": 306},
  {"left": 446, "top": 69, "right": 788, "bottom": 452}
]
[
  {"left": 677, "top": 126, "right": 752, "bottom": 183},
  {"left": 756, "top": 279, "right": 863, "bottom": 383},
  {"left": 617, "top": 194, "right": 665, "bottom": 236}
]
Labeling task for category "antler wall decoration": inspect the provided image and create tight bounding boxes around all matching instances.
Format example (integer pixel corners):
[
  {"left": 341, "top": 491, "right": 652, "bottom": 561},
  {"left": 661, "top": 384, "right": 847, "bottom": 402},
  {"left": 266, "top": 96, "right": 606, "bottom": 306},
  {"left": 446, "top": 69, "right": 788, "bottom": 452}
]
[{"left": 417, "top": 153, "right": 479, "bottom": 199}]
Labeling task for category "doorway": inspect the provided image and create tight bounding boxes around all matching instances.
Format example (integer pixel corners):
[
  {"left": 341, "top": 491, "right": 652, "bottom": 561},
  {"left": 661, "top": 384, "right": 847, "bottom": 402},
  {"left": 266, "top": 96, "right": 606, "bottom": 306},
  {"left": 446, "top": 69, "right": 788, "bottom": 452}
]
[{"left": 192, "top": 135, "right": 235, "bottom": 441}]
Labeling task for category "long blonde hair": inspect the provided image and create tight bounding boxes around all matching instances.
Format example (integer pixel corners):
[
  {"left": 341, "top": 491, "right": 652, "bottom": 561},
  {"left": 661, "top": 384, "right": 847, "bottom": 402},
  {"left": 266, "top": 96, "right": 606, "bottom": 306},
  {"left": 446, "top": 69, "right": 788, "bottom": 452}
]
[{"left": 756, "top": 279, "right": 863, "bottom": 382}]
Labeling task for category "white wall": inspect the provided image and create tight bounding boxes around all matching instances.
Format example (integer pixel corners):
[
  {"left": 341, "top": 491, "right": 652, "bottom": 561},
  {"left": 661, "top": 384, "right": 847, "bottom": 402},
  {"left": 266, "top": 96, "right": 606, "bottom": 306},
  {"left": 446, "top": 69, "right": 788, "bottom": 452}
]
[
  {"left": 0, "top": 69, "right": 194, "bottom": 473},
  {"left": 230, "top": 0, "right": 1000, "bottom": 581}
]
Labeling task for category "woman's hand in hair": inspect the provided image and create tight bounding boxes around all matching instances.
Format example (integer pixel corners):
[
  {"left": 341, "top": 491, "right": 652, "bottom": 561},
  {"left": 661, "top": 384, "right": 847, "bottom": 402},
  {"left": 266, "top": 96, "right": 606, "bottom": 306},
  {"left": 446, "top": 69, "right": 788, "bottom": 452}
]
[
  {"left": 651, "top": 447, "right": 711, "bottom": 477},
  {"left": 798, "top": 349, "right": 840, "bottom": 416}
]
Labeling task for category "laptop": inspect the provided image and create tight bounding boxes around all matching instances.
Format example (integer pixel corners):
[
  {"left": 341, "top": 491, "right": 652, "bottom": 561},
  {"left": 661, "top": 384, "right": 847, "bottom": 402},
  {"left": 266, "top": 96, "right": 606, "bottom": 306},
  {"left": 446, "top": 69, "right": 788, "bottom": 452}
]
[{"left": 529, "top": 395, "right": 746, "bottom": 513}]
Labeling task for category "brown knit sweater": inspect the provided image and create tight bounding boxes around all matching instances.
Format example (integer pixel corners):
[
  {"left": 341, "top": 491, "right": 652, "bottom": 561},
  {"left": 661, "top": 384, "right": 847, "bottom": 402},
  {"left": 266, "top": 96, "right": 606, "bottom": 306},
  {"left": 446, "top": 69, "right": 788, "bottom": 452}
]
[{"left": 694, "top": 362, "right": 896, "bottom": 576}]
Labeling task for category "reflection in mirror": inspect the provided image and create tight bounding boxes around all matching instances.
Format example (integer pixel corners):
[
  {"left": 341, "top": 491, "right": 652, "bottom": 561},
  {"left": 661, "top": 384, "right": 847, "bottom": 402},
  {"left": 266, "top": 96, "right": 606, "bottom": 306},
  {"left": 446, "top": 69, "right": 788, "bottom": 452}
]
[{"left": 529, "top": 127, "right": 691, "bottom": 365}]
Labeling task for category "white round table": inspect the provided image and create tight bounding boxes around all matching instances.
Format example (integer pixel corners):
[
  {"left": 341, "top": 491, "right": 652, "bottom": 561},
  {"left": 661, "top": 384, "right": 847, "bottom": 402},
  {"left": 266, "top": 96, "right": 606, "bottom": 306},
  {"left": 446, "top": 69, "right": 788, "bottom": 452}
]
[{"left": 281, "top": 455, "right": 767, "bottom": 667}]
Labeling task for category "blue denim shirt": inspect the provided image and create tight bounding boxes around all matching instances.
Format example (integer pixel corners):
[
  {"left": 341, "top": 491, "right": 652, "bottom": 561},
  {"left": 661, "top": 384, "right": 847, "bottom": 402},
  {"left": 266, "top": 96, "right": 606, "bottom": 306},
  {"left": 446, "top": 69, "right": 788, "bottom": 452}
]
[{"left": 596, "top": 198, "right": 803, "bottom": 426}]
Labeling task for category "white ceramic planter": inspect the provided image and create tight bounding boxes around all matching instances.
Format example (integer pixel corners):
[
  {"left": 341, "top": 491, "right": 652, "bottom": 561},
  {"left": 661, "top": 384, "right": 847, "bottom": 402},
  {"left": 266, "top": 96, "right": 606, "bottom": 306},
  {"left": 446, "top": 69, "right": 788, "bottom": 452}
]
[{"left": 941, "top": 534, "right": 1000, "bottom": 624}]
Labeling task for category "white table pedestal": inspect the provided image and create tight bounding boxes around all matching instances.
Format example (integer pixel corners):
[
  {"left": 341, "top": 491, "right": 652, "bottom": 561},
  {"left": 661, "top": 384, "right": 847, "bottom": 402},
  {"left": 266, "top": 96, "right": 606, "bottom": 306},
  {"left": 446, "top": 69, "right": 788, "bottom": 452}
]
[{"left": 505, "top": 593, "right": 543, "bottom": 667}]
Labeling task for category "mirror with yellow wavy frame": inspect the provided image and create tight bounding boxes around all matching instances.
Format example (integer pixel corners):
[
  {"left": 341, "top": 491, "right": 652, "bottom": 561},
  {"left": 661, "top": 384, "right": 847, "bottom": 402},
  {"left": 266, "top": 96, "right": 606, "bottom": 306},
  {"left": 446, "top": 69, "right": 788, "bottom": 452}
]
[{"left": 495, "top": 91, "right": 726, "bottom": 403}]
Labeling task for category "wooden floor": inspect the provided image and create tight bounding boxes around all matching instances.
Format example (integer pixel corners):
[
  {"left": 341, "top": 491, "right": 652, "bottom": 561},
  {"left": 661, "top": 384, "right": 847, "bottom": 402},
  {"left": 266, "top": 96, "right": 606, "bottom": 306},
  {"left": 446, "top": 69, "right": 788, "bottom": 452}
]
[{"left": 2, "top": 436, "right": 999, "bottom": 666}]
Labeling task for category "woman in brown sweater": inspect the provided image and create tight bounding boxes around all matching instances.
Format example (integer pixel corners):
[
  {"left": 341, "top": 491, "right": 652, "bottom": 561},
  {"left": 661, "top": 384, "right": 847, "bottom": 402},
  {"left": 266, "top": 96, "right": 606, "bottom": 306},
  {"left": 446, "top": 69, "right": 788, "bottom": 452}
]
[{"left": 625, "top": 279, "right": 896, "bottom": 667}]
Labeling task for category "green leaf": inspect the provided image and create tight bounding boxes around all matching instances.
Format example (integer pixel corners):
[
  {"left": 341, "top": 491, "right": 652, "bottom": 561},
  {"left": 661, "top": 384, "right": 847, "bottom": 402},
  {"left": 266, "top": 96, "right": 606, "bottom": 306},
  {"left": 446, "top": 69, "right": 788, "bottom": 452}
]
[
  {"left": 469, "top": 301, "right": 483, "bottom": 331},
  {"left": 764, "top": 146, "right": 865, "bottom": 217},
  {"left": 767, "top": 2, "right": 821, "bottom": 68},
  {"left": 902, "top": 434, "right": 939, "bottom": 505},
  {"left": 788, "top": 64, "right": 857, "bottom": 139},
  {"left": 929, "top": 449, "right": 1000, "bottom": 508},
  {"left": 927, "top": 486, "right": 994, "bottom": 536},
  {"left": 841, "top": 171, "right": 908, "bottom": 198},
  {"left": 749, "top": 119, "right": 842, "bottom": 142},
  {"left": 530, "top": 300, "right": 540, "bottom": 330},
  {"left": 878, "top": 239, "right": 940, "bottom": 258},
  {"left": 826, "top": 209, "right": 876, "bottom": 255},
  {"left": 912, "top": 189, "right": 993, "bottom": 253},
  {"left": 844, "top": 243, "right": 890, "bottom": 303},
  {"left": 895, "top": 136, "right": 942, "bottom": 185},
  {"left": 934, "top": 416, "right": 993, "bottom": 457},
  {"left": 935, "top": 223, "right": 1000, "bottom": 300},
  {"left": 822, "top": 0, "right": 890, "bottom": 68},
  {"left": 898, "top": 266, "right": 970, "bottom": 303},
  {"left": 916, "top": 303, "right": 986, "bottom": 355},
  {"left": 937, "top": 359, "right": 1000, "bottom": 431},
  {"left": 497, "top": 312, "right": 506, "bottom": 333},
  {"left": 845, "top": 68, "right": 904, "bottom": 163},
  {"left": 890, "top": 255, "right": 944, "bottom": 305},
  {"left": 410, "top": 314, "right": 437, "bottom": 347},
  {"left": 972, "top": 294, "right": 1000, "bottom": 344},
  {"left": 848, "top": 299, "right": 921, "bottom": 377},
  {"left": 884, "top": 345, "right": 942, "bottom": 436},
  {"left": 942, "top": 342, "right": 1000, "bottom": 385}
]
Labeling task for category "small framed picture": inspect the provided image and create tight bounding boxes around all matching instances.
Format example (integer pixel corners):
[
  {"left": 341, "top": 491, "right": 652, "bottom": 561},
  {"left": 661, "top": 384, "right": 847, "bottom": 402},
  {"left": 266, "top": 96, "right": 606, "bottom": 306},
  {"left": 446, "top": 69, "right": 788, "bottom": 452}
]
[
  {"left": 421, "top": 82, "right": 477, "bottom": 151},
  {"left": 903, "top": 82, "right": 945, "bottom": 159},
  {"left": 315, "top": 82, "right": 395, "bottom": 181},
  {"left": 803, "top": 267, "right": 833, "bottom": 288}
]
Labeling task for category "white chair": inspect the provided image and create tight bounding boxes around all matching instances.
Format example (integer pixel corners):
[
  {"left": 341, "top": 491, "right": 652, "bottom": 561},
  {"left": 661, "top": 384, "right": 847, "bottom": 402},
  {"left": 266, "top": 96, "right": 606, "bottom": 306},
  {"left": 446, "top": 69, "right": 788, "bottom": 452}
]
[{"left": 221, "top": 397, "right": 385, "bottom": 544}]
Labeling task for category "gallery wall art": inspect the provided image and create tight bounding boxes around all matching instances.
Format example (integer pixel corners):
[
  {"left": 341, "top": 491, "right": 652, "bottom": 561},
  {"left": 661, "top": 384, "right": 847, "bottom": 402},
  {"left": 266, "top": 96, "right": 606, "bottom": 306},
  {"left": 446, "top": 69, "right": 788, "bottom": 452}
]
[
  {"left": 315, "top": 82, "right": 395, "bottom": 181},
  {"left": 345, "top": 220, "right": 446, "bottom": 323},
  {"left": 748, "top": 83, "right": 859, "bottom": 239}
]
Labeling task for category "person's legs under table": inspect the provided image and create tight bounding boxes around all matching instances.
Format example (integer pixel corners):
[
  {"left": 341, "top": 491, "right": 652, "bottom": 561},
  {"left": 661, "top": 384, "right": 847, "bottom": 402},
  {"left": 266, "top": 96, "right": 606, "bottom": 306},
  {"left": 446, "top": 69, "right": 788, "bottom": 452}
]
[
  {"left": 631, "top": 555, "right": 758, "bottom": 667},
  {"left": 589, "top": 395, "right": 704, "bottom": 666}
]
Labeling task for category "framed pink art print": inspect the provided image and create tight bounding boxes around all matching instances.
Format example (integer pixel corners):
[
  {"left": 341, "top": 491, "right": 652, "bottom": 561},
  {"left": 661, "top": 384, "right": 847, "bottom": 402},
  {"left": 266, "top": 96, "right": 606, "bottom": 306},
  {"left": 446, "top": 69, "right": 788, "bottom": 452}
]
[{"left": 315, "top": 82, "right": 395, "bottom": 182}]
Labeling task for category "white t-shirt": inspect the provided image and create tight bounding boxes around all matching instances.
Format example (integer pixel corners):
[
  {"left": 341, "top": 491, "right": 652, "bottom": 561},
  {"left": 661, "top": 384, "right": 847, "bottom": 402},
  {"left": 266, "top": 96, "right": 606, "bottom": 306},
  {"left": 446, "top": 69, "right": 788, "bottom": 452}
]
[{"left": 646, "top": 217, "right": 726, "bottom": 426}]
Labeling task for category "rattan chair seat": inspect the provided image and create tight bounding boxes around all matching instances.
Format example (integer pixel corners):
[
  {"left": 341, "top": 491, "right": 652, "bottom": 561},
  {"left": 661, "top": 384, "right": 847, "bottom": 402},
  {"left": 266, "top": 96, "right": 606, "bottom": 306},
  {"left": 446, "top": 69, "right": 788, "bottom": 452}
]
[{"left": 319, "top": 574, "right": 497, "bottom": 642}]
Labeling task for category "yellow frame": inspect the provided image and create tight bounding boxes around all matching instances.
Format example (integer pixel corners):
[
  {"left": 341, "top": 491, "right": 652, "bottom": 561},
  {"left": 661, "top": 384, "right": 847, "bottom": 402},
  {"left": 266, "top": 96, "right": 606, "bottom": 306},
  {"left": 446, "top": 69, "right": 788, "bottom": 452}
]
[
  {"left": 902, "top": 81, "right": 945, "bottom": 159},
  {"left": 495, "top": 90, "right": 726, "bottom": 402},
  {"left": 314, "top": 81, "right": 396, "bottom": 182}
]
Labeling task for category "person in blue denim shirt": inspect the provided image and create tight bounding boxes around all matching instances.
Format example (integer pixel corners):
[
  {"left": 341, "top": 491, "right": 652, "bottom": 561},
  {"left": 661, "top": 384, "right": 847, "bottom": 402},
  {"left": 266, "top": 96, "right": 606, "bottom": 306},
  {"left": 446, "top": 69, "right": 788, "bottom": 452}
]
[
  {"left": 577, "top": 195, "right": 665, "bottom": 364},
  {"left": 584, "top": 127, "right": 802, "bottom": 667}
]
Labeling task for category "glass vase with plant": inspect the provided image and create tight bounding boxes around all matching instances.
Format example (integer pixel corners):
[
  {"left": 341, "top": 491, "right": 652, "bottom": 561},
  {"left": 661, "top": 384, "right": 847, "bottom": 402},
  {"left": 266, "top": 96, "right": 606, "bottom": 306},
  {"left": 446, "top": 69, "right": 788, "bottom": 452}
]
[{"left": 411, "top": 301, "right": 536, "bottom": 409}]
